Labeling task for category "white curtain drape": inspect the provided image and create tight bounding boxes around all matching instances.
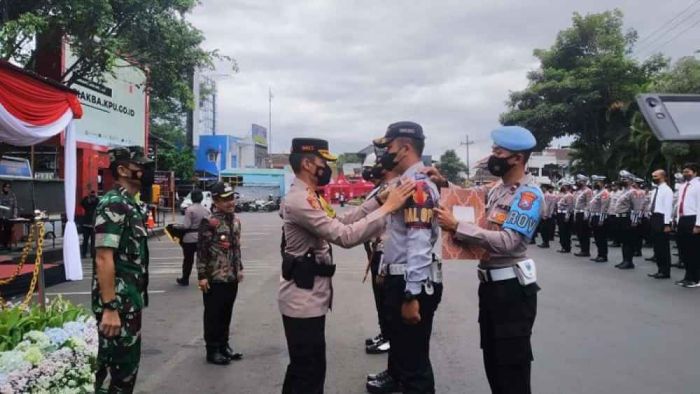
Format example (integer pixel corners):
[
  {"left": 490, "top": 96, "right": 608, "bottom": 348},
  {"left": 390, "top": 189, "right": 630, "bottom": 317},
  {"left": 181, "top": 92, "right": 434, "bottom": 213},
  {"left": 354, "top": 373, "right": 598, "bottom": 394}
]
[
  {"left": 0, "top": 103, "right": 74, "bottom": 146},
  {"left": 0, "top": 104, "right": 82, "bottom": 280},
  {"left": 62, "top": 122, "right": 82, "bottom": 280}
]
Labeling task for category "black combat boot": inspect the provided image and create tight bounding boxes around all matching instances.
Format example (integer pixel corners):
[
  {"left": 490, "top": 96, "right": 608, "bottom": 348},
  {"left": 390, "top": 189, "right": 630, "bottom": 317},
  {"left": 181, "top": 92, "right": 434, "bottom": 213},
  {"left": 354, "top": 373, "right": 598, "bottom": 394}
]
[
  {"left": 221, "top": 343, "right": 243, "bottom": 361},
  {"left": 206, "top": 346, "right": 230, "bottom": 365}
]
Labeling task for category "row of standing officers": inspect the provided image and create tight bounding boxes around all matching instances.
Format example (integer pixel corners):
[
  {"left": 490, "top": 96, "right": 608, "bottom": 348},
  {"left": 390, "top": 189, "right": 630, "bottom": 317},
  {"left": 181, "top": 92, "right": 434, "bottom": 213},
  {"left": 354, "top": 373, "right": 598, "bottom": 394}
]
[{"left": 537, "top": 164, "right": 700, "bottom": 288}]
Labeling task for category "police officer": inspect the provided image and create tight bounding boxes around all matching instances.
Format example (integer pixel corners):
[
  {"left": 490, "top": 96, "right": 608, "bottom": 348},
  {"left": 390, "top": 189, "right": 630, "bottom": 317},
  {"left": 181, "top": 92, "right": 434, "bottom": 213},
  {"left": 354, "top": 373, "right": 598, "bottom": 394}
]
[
  {"left": 607, "top": 182, "right": 622, "bottom": 248},
  {"left": 537, "top": 184, "right": 558, "bottom": 249},
  {"left": 573, "top": 174, "right": 593, "bottom": 257},
  {"left": 197, "top": 182, "right": 244, "bottom": 365},
  {"left": 362, "top": 153, "right": 394, "bottom": 355},
  {"left": 279, "top": 138, "right": 413, "bottom": 394},
  {"left": 589, "top": 175, "right": 610, "bottom": 262},
  {"left": 365, "top": 122, "right": 443, "bottom": 394},
  {"left": 556, "top": 181, "right": 575, "bottom": 253},
  {"left": 433, "top": 126, "right": 543, "bottom": 394},
  {"left": 92, "top": 146, "right": 153, "bottom": 393},
  {"left": 614, "top": 170, "right": 640, "bottom": 270}
]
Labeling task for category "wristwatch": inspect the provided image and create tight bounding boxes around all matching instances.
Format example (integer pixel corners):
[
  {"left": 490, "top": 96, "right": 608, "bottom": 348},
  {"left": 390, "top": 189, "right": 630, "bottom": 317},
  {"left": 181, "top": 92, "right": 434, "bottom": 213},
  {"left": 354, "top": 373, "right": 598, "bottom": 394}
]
[
  {"left": 103, "top": 299, "right": 119, "bottom": 310},
  {"left": 403, "top": 291, "right": 417, "bottom": 302}
]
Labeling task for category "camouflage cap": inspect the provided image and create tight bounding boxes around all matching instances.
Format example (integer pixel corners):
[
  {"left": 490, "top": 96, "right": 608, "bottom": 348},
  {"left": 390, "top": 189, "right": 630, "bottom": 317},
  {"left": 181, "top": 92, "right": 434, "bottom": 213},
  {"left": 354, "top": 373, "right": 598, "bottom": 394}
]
[{"left": 108, "top": 146, "right": 153, "bottom": 166}]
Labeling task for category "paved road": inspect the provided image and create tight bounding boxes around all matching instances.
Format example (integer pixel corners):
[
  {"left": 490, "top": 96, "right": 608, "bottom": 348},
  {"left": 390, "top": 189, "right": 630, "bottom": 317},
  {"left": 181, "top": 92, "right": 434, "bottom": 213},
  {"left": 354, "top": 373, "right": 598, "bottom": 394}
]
[{"left": 48, "top": 210, "right": 699, "bottom": 394}]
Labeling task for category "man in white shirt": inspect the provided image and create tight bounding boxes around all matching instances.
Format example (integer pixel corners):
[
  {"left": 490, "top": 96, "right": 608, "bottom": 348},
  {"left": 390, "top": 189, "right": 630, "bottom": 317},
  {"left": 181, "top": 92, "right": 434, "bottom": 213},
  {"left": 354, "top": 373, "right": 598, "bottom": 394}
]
[
  {"left": 675, "top": 163, "right": 700, "bottom": 288},
  {"left": 647, "top": 170, "right": 674, "bottom": 279}
]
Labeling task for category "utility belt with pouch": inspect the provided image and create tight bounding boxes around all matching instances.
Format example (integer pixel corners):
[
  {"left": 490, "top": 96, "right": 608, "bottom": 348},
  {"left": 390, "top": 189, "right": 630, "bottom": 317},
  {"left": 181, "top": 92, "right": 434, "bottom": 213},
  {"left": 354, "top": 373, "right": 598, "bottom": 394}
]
[
  {"left": 385, "top": 254, "right": 443, "bottom": 295},
  {"left": 282, "top": 249, "right": 336, "bottom": 290}
]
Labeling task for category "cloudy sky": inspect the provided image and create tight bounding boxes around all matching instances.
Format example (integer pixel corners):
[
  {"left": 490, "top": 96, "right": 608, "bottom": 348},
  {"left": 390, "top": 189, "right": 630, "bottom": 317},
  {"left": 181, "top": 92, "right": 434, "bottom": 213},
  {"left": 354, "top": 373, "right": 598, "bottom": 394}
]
[{"left": 189, "top": 0, "right": 699, "bottom": 166}]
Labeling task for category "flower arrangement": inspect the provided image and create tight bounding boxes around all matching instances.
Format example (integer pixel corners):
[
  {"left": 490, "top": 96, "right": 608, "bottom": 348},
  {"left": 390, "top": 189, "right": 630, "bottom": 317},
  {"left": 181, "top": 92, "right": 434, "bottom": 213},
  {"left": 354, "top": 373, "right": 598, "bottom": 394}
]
[{"left": 0, "top": 298, "right": 97, "bottom": 393}]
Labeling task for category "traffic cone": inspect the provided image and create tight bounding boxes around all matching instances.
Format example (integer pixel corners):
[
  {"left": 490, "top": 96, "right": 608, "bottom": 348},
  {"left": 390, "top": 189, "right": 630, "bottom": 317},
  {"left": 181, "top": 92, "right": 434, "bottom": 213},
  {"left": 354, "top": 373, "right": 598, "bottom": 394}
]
[{"left": 146, "top": 212, "right": 155, "bottom": 229}]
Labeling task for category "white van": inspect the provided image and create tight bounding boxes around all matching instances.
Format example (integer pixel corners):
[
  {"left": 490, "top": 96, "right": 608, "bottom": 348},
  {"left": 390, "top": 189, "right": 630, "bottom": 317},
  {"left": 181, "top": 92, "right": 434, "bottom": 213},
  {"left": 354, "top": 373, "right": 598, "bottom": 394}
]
[{"left": 180, "top": 191, "right": 212, "bottom": 214}]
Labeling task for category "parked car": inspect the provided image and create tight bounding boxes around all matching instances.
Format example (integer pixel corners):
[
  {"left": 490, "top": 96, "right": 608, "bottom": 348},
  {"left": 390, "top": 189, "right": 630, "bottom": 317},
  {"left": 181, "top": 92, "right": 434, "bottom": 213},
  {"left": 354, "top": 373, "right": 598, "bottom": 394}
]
[{"left": 180, "top": 191, "right": 213, "bottom": 214}]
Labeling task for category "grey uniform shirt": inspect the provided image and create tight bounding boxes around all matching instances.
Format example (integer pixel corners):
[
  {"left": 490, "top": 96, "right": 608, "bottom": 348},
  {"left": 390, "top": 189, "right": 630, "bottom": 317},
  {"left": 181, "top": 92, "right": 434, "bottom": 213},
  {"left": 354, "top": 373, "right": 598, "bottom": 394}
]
[
  {"left": 279, "top": 178, "right": 387, "bottom": 318},
  {"left": 615, "top": 188, "right": 634, "bottom": 215},
  {"left": 574, "top": 187, "right": 593, "bottom": 213},
  {"left": 181, "top": 203, "right": 211, "bottom": 243},
  {"left": 608, "top": 190, "right": 621, "bottom": 215},
  {"left": 454, "top": 174, "right": 544, "bottom": 269},
  {"left": 589, "top": 189, "right": 610, "bottom": 215},
  {"left": 557, "top": 192, "right": 574, "bottom": 216},
  {"left": 381, "top": 162, "right": 440, "bottom": 295}
]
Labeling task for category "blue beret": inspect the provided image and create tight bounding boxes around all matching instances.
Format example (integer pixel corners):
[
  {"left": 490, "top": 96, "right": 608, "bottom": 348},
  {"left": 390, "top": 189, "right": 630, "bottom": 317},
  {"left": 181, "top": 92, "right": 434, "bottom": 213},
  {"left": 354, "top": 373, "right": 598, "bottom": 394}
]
[{"left": 491, "top": 126, "right": 536, "bottom": 152}]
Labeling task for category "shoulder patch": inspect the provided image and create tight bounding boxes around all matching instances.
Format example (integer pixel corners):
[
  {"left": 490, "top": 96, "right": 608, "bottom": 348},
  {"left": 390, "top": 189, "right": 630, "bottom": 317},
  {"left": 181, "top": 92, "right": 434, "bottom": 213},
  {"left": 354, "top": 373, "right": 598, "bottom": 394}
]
[
  {"left": 503, "top": 185, "right": 543, "bottom": 239},
  {"left": 404, "top": 181, "right": 435, "bottom": 229},
  {"left": 306, "top": 195, "right": 321, "bottom": 210}
]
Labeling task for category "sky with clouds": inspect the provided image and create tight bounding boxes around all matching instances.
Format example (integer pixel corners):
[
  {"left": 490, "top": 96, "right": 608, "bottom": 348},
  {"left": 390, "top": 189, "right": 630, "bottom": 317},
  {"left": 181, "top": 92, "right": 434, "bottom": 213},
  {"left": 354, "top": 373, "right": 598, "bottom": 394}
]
[{"left": 189, "top": 0, "right": 699, "bottom": 166}]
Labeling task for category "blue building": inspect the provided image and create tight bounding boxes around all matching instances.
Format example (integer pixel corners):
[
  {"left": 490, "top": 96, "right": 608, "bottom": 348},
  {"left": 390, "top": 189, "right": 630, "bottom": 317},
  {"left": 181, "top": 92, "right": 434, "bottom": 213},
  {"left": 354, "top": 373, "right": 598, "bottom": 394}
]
[
  {"left": 219, "top": 168, "right": 293, "bottom": 198},
  {"left": 195, "top": 135, "right": 241, "bottom": 177}
]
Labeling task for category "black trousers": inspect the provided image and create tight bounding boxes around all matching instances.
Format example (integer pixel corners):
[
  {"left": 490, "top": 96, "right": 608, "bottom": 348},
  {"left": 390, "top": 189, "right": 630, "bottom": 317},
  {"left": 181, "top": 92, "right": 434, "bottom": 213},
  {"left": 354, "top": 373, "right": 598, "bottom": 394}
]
[
  {"left": 282, "top": 315, "right": 326, "bottom": 394},
  {"left": 370, "top": 252, "right": 388, "bottom": 337},
  {"left": 652, "top": 230, "right": 671, "bottom": 276},
  {"left": 591, "top": 216, "right": 608, "bottom": 258},
  {"left": 677, "top": 216, "right": 700, "bottom": 282},
  {"left": 574, "top": 213, "right": 590, "bottom": 254},
  {"left": 0, "top": 218, "right": 12, "bottom": 248},
  {"left": 181, "top": 242, "right": 197, "bottom": 282},
  {"left": 384, "top": 276, "right": 442, "bottom": 394},
  {"left": 480, "top": 279, "right": 539, "bottom": 394},
  {"left": 556, "top": 214, "right": 572, "bottom": 251},
  {"left": 606, "top": 216, "right": 618, "bottom": 245},
  {"left": 81, "top": 225, "right": 95, "bottom": 258},
  {"left": 202, "top": 282, "right": 238, "bottom": 347},
  {"left": 538, "top": 218, "right": 554, "bottom": 246},
  {"left": 619, "top": 217, "right": 635, "bottom": 263}
]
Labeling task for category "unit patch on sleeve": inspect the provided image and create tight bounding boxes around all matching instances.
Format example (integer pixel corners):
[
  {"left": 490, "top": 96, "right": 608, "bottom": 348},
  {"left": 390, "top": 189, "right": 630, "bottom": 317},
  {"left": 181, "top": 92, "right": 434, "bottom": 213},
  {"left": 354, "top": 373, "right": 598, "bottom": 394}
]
[
  {"left": 404, "top": 180, "right": 435, "bottom": 229},
  {"left": 502, "top": 186, "right": 543, "bottom": 239}
]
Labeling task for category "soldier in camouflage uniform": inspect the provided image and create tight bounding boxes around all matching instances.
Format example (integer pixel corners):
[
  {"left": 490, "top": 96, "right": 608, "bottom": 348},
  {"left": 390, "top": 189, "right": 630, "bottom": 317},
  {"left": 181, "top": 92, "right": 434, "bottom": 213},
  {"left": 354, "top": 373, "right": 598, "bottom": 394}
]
[
  {"left": 197, "top": 182, "right": 244, "bottom": 365},
  {"left": 92, "top": 146, "right": 152, "bottom": 393}
]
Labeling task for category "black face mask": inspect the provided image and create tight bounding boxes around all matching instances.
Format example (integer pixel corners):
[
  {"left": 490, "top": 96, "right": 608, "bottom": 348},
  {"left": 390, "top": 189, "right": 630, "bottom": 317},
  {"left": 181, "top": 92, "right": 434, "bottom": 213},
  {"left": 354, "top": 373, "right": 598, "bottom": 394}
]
[
  {"left": 487, "top": 155, "right": 515, "bottom": 177},
  {"left": 314, "top": 163, "right": 332, "bottom": 186},
  {"left": 652, "top": 178, "right": 661, "bottom": 185},
  {"left": 361, "top": 167, "right": 374, "bottom": 181},
  {"left": 683, "top": 174, "right": 694, "bottom": 181},
  {"left": 378, "top": 151, "right": 399, "bottom": 172},
  {"left": 594, "top": 184, "right": 601, "bottom": 190}
]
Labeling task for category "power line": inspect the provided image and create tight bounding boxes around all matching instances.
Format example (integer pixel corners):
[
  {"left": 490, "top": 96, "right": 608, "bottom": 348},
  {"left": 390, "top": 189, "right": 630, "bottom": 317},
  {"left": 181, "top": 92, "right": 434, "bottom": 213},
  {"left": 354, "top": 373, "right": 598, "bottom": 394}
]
[
  {"left": 635, "top": 4, "right": 700, "bottom": 55},
  {"left": 636, "top": 0, "right": 700, "bottom": 47},
  {"left": 641, "top": 16, "right": 700, "bottom": 56}
]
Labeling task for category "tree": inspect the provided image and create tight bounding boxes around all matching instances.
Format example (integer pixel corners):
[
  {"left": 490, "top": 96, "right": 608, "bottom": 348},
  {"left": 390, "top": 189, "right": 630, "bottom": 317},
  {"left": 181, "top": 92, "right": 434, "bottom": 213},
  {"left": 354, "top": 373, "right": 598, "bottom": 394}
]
[
  {"left": 0, "top": 1, "right": 237, "bottom": 178},
  {"left": 437, "top": 150, "right": 467, "bottom": 184},
  {"left": 500, "top": 10, "right": 666, "bottom": 178}
]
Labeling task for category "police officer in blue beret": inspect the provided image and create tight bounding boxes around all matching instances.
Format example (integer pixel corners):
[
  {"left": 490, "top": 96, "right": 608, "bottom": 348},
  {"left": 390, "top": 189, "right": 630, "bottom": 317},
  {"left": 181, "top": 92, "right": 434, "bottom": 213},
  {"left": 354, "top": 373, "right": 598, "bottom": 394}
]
[{"left": 431, "top": 125, "right": 543, "bottom": 394}]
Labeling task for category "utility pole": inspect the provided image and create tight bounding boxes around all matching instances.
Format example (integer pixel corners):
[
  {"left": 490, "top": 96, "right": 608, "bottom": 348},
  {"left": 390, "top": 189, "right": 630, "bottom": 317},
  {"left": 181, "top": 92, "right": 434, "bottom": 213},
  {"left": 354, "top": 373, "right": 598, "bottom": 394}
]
[
  {"left": 460, "top": 134, "right": 474, "bottom": 179},
  {"left": 268, "top": 87, "right": 273, "bottom": 154}
]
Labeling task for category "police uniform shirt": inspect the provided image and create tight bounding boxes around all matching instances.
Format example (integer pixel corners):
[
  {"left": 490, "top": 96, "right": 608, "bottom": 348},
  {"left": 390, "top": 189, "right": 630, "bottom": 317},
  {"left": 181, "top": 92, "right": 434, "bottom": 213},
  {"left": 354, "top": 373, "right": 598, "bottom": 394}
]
[
  {"left": 608, "top": 190, "right": 622, "bottom": 215},
  {"left": 676, "top": 177, "right": 700, "bottom": 226},
  {"left": 557, "top": 191, "right": 574, "bottom": 214},
  {"left": 454, "top": 174, "right": 544, "bottom": 269},
  {"left": 651, "top": 183, "right": 673, "bottom": 224},
  {"left": 574, "top": 187, "right": 593, "bottom": 212},
  {"left": 181, "top": 203, "right": 211, "bottom": 243},
  {"left": 279, "top": 178, "right": 387, "bottom": 318},
  {"left": 544, "top": 192, "right": 559, "bottom": 219},
  {"left": 614, "top": 188, "right": 634, "bottom": 215},
  {"left": 590, "top": 189, "right": 610, "bottom": 215},
  {"left": 381, "top": 162, "right": 440, "bottom": 295},
  {"left": 631, "top": 188, "right": 647, "bottom": 214}
]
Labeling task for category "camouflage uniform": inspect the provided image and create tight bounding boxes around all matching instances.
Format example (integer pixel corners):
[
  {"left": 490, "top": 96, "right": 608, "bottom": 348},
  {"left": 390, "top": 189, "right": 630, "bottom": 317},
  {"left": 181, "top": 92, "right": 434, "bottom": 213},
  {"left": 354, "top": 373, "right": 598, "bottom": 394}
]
[
  {"left": 197, "top": 209, "right": 243, "bottom": 352},
  {"left": 92, "top": 185, "right": 150, "bottom": 393}
]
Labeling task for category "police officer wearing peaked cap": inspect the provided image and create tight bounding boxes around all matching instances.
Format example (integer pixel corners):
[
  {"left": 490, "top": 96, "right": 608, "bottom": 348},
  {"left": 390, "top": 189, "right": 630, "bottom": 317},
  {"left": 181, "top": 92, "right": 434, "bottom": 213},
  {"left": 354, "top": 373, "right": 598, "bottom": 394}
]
[
  {"left": 366, "top": 121, "right": 444, "bottom": 394},
  {"left": 433, "top": 125, "right": 543, "bottom": 394},
  {"left": 279, "top": 137, "right": 415, "bottom": 394}
]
